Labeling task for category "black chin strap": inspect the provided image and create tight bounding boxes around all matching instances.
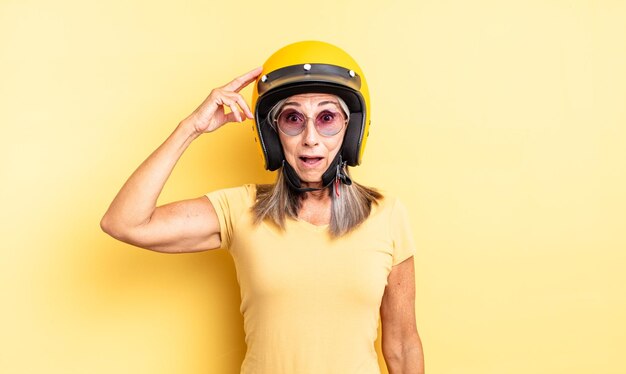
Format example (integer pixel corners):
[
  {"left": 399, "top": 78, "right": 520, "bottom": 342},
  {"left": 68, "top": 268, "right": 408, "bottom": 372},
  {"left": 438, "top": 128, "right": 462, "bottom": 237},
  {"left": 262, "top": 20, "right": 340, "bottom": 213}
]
[{"left": 282, "top": 153, "right": 352, "bottom": 193}]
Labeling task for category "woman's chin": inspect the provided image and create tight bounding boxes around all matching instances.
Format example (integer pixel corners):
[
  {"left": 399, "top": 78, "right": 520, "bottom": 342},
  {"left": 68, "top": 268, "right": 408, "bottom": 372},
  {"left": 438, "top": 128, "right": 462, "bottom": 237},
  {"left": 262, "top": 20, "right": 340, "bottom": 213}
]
[
  {"left": 289, "top": 160, "right": 329, "bottom": 188},
  {"left": 297, "top": 173, "right": 324, "bottom": 188}
]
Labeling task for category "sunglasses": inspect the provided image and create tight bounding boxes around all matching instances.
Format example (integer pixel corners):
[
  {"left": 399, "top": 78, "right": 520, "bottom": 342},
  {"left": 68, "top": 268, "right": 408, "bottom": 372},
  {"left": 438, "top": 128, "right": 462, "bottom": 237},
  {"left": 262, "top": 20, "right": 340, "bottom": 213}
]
[{"left": 274, "top": 109, "right": 348, "bottom": 137}]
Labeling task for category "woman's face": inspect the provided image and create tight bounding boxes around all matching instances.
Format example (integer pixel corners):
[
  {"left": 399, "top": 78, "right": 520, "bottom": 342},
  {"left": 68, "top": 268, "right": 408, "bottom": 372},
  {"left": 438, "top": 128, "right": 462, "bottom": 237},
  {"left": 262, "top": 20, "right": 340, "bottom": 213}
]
[{"left": 276, "top": 93, "right": 347, "bottom": 188}]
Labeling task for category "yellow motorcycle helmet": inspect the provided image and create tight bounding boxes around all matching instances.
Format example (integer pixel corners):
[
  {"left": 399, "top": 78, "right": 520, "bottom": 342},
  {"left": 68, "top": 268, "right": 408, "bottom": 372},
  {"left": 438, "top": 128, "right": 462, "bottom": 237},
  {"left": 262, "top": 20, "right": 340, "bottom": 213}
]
[{"left": 251, "top": 40, "right": 371, "bottom": 172}]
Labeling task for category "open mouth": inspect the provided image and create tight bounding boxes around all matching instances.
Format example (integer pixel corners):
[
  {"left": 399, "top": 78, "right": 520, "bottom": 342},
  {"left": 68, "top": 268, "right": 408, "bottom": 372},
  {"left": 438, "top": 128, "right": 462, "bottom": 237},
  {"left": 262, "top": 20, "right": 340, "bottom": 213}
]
[{"left": 299, "top": 156, "right": 323, "bottom": 165}]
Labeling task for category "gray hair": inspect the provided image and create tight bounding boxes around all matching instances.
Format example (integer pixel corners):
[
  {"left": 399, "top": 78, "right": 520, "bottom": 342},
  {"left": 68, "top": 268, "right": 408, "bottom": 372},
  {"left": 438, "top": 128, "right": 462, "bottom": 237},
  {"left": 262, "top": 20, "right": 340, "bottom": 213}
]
[{"left": 252, "top": 169, "right": 382, "bottom": 237}]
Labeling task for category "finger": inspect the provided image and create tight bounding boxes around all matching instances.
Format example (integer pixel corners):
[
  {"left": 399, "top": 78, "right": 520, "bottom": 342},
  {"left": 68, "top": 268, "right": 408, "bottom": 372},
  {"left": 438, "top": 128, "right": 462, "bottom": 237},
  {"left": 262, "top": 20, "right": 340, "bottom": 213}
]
[
  {"left": 225, "top": 110, "right": 246, "bottom": 124},
  {"left": 219, "top": 91, "right": 253, "bottom": 119},
  {"left": 232, "top": 93, "right": 254, "bottom": 119},
  {"left": 222, "top": 66, "right": 263, "bottom": 92},
  {"left": 228, "top": 103, "right": 243, "bottom": 122}
]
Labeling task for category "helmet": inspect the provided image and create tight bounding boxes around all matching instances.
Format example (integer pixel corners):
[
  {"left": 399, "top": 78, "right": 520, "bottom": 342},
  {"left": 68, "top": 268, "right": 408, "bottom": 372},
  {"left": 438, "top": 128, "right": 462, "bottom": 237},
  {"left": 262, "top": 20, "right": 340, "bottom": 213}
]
[{"left": 251, "top": 41, "right": 371, "bottom": 172}]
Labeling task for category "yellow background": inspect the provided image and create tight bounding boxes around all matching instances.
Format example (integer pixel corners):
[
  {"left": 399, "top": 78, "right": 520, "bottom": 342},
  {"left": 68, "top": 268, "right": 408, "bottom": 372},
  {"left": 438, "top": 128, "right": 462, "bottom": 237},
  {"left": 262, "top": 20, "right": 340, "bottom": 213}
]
[{"left": 2, "top": 0, "right": 625, "bottom": 373}]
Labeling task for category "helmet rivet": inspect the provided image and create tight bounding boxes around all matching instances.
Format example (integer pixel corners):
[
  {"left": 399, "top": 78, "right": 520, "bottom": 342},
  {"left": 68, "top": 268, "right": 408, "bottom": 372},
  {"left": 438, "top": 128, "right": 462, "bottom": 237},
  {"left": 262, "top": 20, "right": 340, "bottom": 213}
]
[
  {"left": 261, "top": 75, "right": 268, "bottom": 82},
  {"left": 349, "top": 70, "right": 356, "bottom": 77},
  {"left": 303, "top": 63, "right": 312, "bottom": 71}
]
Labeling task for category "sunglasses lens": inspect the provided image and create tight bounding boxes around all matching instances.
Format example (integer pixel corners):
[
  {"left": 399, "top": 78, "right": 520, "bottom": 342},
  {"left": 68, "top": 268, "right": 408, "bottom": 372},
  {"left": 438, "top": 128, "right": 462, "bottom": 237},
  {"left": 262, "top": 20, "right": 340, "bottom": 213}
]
[
  {"left": 277, "top": 110, "right": 305, "bottom": 136},
  {"left": 315, "top": 110, "right": 345, "bottom": 136}
]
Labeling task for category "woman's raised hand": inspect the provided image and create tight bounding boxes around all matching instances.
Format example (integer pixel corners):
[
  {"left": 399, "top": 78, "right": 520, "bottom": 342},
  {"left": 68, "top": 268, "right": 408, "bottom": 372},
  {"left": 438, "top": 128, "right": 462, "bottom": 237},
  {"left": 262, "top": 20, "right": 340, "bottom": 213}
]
[
  {"left": 183, "top": 66, "right": 263, "bottom": 135},
  {"left": 100, "top": 66, "right": 263, "bottom": 253}
]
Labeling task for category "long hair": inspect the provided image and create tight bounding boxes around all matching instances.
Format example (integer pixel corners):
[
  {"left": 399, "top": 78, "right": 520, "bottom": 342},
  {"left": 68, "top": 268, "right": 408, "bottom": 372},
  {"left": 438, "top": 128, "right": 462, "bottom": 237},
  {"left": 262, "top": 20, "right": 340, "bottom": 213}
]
[{"left": 252, "top": 169, "right": 383, "bottom": 238}]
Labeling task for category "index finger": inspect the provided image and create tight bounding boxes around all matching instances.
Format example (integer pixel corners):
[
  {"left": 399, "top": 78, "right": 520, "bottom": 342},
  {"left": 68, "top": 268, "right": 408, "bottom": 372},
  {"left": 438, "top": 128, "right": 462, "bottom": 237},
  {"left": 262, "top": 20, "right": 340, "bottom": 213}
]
[{"left": 222, "top": 66, "right": 264, "bottom": 92}]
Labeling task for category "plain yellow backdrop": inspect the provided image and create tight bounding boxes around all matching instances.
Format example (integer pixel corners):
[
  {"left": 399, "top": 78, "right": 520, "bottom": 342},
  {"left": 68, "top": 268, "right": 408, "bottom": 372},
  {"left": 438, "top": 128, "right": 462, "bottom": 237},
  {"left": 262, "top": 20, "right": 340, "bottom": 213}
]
[{"left": 1, "top": 0, "right": 625, "bottom": 373}]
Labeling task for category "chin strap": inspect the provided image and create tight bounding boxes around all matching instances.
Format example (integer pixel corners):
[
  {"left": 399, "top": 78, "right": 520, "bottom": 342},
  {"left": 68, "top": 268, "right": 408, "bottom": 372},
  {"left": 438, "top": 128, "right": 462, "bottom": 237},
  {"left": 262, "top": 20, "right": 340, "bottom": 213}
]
[{"left": 282, "top": 153, "right": 352, "bottom": 194}]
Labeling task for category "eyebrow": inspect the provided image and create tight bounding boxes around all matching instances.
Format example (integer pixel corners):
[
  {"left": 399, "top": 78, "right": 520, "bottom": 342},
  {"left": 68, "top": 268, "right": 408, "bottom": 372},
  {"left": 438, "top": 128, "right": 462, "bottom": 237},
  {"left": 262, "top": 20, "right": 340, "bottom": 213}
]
[
  {"left": 282, "top": 100, "right": 340, "bottom": 108},
  {"left": 318, "top": 100, "right": 340, "bottom": 107}
]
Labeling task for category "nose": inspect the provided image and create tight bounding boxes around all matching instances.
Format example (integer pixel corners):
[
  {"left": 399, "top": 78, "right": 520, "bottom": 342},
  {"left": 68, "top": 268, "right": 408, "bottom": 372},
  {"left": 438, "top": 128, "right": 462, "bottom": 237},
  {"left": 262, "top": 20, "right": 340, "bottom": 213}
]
[{"left": 302, "top": 117, "right": 319, "bottom": 146}]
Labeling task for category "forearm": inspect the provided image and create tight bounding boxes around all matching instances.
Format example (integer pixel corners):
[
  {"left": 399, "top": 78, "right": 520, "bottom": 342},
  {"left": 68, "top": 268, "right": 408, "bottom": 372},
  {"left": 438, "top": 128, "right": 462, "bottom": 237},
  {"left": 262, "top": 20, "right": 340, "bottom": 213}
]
[
  {"left": 383, "top": 335, "right": 425, "bottom": 374},
  {"left": 101, "top": 120, "right": 200, "bottom": 236}
]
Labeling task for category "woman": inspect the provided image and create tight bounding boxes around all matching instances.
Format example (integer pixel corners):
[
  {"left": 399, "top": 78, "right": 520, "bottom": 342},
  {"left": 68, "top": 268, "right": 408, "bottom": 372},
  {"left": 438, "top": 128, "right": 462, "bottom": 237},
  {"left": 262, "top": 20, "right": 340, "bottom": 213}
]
[{"left": 101, "top": 41, "right": 424, "bottom": 374}]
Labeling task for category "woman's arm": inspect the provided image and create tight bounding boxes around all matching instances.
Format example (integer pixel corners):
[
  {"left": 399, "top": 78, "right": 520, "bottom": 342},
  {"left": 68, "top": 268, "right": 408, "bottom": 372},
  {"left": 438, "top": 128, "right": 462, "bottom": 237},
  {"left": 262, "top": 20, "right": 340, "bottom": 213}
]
[
  {"left": 380, "top": 256, "right": 425, "bottom": 373},
  {"left": 100, "top": 67, "right": 262, "bottom": 253}
]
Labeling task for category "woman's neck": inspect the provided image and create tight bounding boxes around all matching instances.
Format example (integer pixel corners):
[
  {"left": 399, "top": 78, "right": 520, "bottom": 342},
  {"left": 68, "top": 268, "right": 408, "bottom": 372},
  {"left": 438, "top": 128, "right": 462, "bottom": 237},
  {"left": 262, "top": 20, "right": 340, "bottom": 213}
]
[
  {"left": 302, "top": 188, "right": 329, "bottom": 201},
  {"left": 298, "top": 188, "right": 332, "bottom": 225}
]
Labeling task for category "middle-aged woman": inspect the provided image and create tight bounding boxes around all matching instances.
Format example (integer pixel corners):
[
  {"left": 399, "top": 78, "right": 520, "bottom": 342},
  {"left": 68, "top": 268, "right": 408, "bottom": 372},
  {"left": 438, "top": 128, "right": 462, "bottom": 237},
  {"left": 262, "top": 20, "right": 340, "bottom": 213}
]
[{"left": 101, "top": 41, "right": 424, "bottom": 373}]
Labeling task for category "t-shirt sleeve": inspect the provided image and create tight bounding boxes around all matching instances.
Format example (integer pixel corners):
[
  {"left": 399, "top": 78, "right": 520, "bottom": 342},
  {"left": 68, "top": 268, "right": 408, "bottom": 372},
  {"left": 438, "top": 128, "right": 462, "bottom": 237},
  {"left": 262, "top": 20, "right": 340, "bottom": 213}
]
[
  {"left": 390, "top": 198, "right": 417, "bottom": 265},
  {"left": 205, "top": 184, "right": 255, "bottom": 250}
]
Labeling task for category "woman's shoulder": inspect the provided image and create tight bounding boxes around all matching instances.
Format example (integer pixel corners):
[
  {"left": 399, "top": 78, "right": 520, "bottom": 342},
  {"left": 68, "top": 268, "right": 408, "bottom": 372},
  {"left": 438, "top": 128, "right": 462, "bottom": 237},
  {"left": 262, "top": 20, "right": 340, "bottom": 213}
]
[
  {"left": 210, "top": 183, "right": 257, "bottom": 193},
  {"left": 368, "top": 189, "right": 408, "bottom": 217},
  {"left": 205, "top": 184, "right": 258, "bottom": 207}
]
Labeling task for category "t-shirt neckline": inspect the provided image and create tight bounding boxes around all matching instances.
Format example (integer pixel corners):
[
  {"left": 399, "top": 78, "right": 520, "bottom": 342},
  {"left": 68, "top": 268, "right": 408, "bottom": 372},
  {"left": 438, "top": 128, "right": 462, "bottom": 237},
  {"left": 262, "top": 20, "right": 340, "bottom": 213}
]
[{"left": 294, "top": 218, "right": 329, "bottom": 232}]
